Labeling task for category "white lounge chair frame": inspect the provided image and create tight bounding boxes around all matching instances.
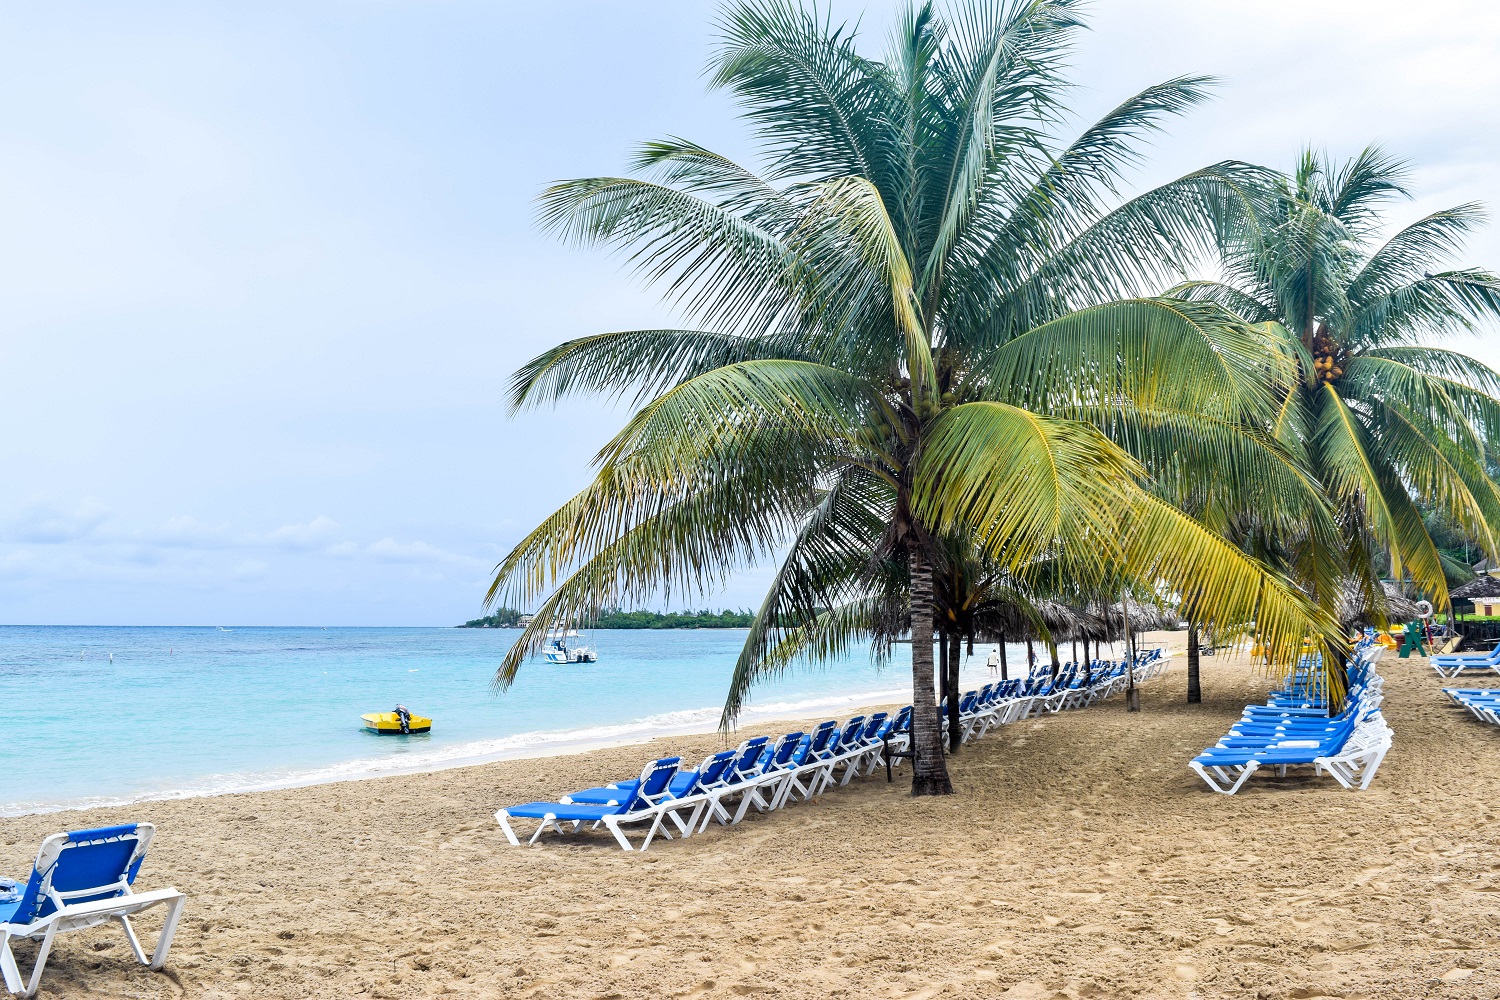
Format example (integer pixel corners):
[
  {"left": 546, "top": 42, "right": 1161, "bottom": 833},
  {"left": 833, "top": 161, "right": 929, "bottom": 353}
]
[{"left": 1, "top": 826, "right": 186, "bottom": 999}]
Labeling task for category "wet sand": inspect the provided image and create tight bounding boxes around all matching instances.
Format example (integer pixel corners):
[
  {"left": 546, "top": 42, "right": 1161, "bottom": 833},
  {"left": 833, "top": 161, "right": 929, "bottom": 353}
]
[{"left": 4, "top": 633, "right": 1498, "bottom": 999}]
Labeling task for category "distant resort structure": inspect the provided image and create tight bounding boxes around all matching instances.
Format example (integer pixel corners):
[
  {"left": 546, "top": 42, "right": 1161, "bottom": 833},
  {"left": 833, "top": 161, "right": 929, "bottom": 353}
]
[{"left": 460, "top": 607, "right": 756, "bottom": 629}]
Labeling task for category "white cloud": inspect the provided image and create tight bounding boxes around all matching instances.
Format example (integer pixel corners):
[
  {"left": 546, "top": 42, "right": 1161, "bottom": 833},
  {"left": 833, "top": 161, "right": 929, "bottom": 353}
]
[
  {"left": 147, "top": 514, "right": 233, "bottom": 548},
  {"left": 366, "top": 537, "right": 479, "bottom": 566},
  {"left": 263, "top": 515, "right": 340, "bottom": 550},
  {"left": 5, "top": 500, "right": 110, "bottom": 543}
]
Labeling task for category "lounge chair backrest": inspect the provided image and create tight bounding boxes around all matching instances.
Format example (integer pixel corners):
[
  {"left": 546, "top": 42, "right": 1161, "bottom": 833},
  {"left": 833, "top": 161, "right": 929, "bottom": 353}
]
[
  {"left": 681, "top": 750, "right": 737, "bottom": 795},
  {"left": 893, "top": 706, "right": 912, "bottom": 732},
  {"left": 9, "top": 824, "right": 153, "bottom": 926},
  {"left": 729, "top": 736, "right": 770, "bottom": 780},
  {"left": 768, "top": 732, "right": 804, "bottom": 769},
  {"left": 787, "top": 735, "right": 812, "bottom": 768},
  {"left": 617, "top": 757, "right": 682, "bottom": 812},
  {"left": 860, "top": 713, "right": 888, "bottom": 741},
  {"left": 806, "top": 721, "right": 837, "bottom": 755},
  {"left": 840, "top": 717, "right": 866, "bottom": 747}
]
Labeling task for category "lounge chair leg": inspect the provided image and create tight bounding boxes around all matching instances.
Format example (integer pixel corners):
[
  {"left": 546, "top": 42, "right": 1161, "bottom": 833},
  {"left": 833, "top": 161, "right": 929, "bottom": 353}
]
[
  {"left": 731, "top": 790, "right": 760, "bottom": 825},
  {"left": 1190, "top": 760, "right": 1259, "bottom": 795},
  {"left": 683, "top": 801, "right": 708, "bottom": 836},
  {"left": 24, "top": 922, "right": 60, "bottom": 999},
  {"left": 1, "top": 933, "right": 23, "bottom": 996},
  {"left": 150, "top": 894, "right": 187, "bottom": 970},
  {"left": 602, "top": 818, "right": 634, "bottom": 852},
  {"left": 118, "top": 913, "right": 148, "bottom": 965},
  {"left": 698, "top": 797, "right": 729, "bottom": 833},
  {"left": 494, "top": 812, "right": 521, "bottom": 847}
]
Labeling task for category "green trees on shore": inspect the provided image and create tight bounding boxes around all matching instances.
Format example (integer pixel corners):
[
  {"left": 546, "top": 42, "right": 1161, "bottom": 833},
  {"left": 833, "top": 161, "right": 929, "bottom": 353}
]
[
  {"left": 483, "top": 0, "right": 1500, "bottom": 795},
  {"left": 461, "top": 608, "right": 756, "bottom": 628},
  {"left": 461, "top": 608, "right": 525, "bottom": 628}
]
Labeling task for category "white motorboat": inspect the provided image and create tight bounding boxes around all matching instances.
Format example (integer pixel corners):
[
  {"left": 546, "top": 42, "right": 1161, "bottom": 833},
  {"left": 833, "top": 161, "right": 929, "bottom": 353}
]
[{"left": 542, "top": 624, "right": 598, "bottom": 664}]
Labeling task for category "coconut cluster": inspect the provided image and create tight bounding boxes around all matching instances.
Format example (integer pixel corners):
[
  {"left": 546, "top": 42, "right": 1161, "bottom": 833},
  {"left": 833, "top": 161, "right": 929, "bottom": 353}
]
[{"left": 1311, "top": 326, "right": 1345, "bottom": 384}]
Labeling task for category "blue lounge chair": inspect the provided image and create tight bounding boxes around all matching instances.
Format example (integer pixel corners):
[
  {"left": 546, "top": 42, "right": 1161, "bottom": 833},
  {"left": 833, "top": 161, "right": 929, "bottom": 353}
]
[
  {"left": 560, "top": 749, "right": 738, "bottom": 840},
  {"left": 728, "top": 732, "right": 807, "bottom": 824},
  {"left": 495, "top": 756, "right": 683, "bottom": 851},
  {"left": 771, "top": 721, "right": 840, "bottom": 808},
  {"left": 1190, "top": 641, "right": 1391, "bottom": 794},
  {"left": 562, "top": 749, "right": 737, "bottom": 806},
  {"left": 824, "top": 717, "right": 869, "bottom": 788},
  {"left": 1431, "top": 644, "right": 1500, "bottom": 678},
  {"left": 1, "top": 823, "right": 186, "bottom": 999},
  {"left": 693, "top": 736, "right": 771, "bottom": 831}
]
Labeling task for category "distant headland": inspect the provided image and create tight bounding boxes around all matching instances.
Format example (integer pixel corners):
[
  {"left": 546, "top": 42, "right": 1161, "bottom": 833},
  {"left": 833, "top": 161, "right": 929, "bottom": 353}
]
[{"left": 458, "top": 607, "right": 755, "bottom": 629}]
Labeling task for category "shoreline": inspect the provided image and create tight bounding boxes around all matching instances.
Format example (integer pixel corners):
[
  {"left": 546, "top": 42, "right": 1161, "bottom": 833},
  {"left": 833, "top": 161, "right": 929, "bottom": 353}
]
[
  {"left": 8, "top": 635, "right": 1486, "bottom": 1000},
  {"left": 0, "top": 680, "right": 923, "bottom": 819},
  {"left": 8, "top": 637, "right": 1170, "bottom": 819},
  {"left": 0, "top": 684, "right": 895, "bottom": 818}
]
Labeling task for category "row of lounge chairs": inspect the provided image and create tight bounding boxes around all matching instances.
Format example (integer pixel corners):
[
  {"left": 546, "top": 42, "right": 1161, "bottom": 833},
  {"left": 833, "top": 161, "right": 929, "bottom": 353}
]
[
  {"left": 1189, "top": 636, "right": 1391, "bottom": 795},
  {"left": 1430, "top": 638, "right": 1500, "bottom": 679},
  {"left": 0, "top": 651, "right": 1172, "bottom": 992},
  {"left": 946, "top": 650, "right": 1168, "bottom": 742},
  {"left": 1441, "top": 687, "right": 1500, "bottom": 727},
  {"left": 495, "top": 647, "right": 1168, "bottom": 851}
]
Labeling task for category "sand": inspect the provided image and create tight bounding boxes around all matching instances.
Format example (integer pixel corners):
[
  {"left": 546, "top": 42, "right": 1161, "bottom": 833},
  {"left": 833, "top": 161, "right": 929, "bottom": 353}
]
[{"left": 4, "top": 632, "right": 1499, "bottom": 999}]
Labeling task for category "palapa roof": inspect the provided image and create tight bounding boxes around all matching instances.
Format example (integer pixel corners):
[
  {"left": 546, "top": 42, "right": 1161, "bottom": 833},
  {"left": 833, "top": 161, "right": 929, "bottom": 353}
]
[
  {"left": 1334, "top": 580, "right": 1420, "bottom": 630},
  {"left": 1451, "top": 575, "right": 1500, "bottom": 601}
]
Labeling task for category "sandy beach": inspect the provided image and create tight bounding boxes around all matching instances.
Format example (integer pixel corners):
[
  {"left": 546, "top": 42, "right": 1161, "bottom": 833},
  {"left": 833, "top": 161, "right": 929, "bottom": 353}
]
[{"left": 5, "top": 632, "right": 1499, "bottom": 999}]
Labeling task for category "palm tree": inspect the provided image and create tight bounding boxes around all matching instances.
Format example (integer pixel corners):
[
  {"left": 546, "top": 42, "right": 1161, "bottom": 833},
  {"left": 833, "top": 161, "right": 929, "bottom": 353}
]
[
  {"left": 1174, "top": 148, "right": 1500, "bottom": 607},
  {"left": 488, "top": 0, "right": 1335, "bottom": 795}
]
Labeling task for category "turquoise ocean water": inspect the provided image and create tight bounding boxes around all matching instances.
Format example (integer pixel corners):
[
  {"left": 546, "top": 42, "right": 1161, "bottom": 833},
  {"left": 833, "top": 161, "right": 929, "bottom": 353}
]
[{"left": 0, "top": 626, "right": 1044, "bottom": 817}]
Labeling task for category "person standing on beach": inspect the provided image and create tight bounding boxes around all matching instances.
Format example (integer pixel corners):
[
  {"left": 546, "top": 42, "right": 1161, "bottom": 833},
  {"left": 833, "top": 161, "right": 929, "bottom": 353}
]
[{"left": 987, "top": 646, "right": 1000, "bottom": 676}]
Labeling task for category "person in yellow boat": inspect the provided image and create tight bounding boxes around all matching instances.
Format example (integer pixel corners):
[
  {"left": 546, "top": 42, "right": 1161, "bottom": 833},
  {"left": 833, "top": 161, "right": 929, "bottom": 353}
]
[{"left": 394, "top": 704, "right": 411, "bottom": 735}]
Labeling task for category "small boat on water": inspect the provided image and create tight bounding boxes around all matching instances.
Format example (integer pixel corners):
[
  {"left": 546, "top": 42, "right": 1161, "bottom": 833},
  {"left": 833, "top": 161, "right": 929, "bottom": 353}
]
[
  {"left": 543, "top": 623, "right": 598, "bottom": 664},
  {"left": 361, "top": 705, "right": 431, "bottom": 734}
]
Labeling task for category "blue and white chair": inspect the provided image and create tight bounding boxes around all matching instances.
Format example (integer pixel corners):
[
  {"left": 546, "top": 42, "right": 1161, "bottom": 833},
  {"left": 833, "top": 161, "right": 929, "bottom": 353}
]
[
  {"left": 692, "top": 736, "right": 772, "bottom": 832},
  {"left": 1430, "top": 643, "right": 1500, "bottom": 679},
  {"left": 1, "top": 823, "right": 186, "bottom": 999},
  {"left": 495, "top": 756, "right": 684, "bottom": 851},
  {"left": 1190, "top": 640, "right": 1391, "bottom": 795}
]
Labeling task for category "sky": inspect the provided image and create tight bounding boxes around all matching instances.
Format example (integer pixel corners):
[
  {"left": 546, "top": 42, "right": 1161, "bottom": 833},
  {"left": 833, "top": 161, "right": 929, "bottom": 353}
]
[{"left": 0, "top": 0, "right": 1497, "bottom": 626}]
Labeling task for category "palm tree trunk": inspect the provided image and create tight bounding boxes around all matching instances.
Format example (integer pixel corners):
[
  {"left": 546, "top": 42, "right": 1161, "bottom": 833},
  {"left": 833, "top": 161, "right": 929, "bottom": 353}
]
[
  {"left": 1048, "top": 641, "right": 1060, "bottom": 678},
  {"left": 998, "top": 632, "right": 1008, "bottom": 680},
  {"left": 908, "top": 549, "right": 953, "bottom": 796},
  {"left": 946, "top": 631, "right": 962, "bottom": 753},
  {"left": 1122, "top": 589, "right": 1140, "bottom": 713},
  {"left": 938, "top": 628, "right": 949, "bottom": 715},
  {"left": 1186, "top": 620, "right": 1202, "bottom": 704}
]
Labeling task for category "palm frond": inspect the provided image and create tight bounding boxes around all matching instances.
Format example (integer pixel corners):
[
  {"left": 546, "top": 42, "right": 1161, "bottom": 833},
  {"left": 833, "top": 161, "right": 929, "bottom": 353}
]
[
  {"left": 984, "top": 297, "right": 1291, "bottom": 423},
  {"left": 1313, "top": 384, "right": 1449, "bottom": 601},
  {"left": 508, "top": 328, "right": 806, "bottom": 411}
]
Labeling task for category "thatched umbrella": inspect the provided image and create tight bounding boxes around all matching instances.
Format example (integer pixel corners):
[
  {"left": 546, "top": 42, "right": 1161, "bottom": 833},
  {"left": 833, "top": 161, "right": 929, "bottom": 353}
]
[{"left": 1336, "top": 579, "right": 1422, "bottom": 632}]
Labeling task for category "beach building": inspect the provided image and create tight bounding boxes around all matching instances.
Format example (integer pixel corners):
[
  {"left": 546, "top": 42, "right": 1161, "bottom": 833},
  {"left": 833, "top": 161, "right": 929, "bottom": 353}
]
[{"left": 1452, "top": 575, "right": 1500, "bottom": 616}]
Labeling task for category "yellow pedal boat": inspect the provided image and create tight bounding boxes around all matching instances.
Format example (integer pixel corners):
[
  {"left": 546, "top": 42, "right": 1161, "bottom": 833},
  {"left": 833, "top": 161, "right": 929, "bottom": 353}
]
[{"left": 361, "top": 710, "right": 431, "bottom": 735}]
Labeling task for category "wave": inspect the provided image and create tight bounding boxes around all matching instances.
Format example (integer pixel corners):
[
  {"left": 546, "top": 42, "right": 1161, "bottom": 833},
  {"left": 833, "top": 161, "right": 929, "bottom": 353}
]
[{"left": 0, "top": 682, "right": 914, "bottom": 818}]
